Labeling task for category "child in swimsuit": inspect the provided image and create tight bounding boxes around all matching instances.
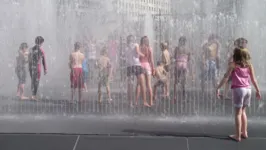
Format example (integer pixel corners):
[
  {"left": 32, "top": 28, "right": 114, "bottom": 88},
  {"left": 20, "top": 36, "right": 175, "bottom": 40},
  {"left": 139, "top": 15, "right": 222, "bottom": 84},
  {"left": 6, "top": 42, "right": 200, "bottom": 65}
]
[
  {"left": 15, "top": 43, "right": 29, "bottom": 100},
  {"left": 96, "top": 47, "right": 112, "bottom": 103},
  {"left": 139, "top": 36, "right": 155, "bottom": 106},
  {"left": 82, "top": 58, "right": 89, "bottom": 92},
  {"left": 153, "top": 61, "right": 168, "bottom": 102},
  {"left": 201, "top": 34, "right": 220, "bottom": 92},
  {"left": 173, "top": 36, "right": 190, "bottom": 101},
  {"left": 161, "top": 42, "right": 170, "bottom": 97},
  {"left": 216, "top": 48, "right": 261, "bottom": 142}
]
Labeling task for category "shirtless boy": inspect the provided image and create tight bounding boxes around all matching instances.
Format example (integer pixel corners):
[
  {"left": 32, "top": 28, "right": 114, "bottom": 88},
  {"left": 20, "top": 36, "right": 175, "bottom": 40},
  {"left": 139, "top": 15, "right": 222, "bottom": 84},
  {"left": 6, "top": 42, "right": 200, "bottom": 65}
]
[
  {"left": 96, "top": 47, "right": 112, "bottom": 103},
  {"left": 201, "top": 34, "right": 220, "bottom": 92},
  {"left": 161, "top": 42, "right": 170, "bottom": 97},
  {"left": 69, "top": 42, "right": 85, "bottom": 102},
  {"left": 153, "top": 61, "right": 168, "bottom": 102}
]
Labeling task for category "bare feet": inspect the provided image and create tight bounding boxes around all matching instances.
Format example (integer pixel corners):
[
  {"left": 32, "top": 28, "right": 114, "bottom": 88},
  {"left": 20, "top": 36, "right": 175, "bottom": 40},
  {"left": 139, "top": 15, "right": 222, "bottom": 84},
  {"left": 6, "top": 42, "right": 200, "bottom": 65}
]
[
  {"left": 241, "top": 132, "right": 248, "bottom": 139},
  {"left": 229, "top": 135, "right": 241, "bottom": 142},
  {"left": 143, "top": 103, "right": 151, "bottom": 107},
  {"left": 31, "top": 96, "right": 38, "bottom": 101},
  {"left": 20, "top": 96, "right": 29, "bottom": 100}
]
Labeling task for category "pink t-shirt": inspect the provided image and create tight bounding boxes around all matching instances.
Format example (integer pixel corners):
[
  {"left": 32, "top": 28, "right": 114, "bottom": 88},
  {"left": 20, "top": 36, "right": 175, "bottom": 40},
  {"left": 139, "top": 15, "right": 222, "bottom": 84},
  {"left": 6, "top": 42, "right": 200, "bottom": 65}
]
[{"left": 231, "top": 65, "right": 250, "bottom": 89}]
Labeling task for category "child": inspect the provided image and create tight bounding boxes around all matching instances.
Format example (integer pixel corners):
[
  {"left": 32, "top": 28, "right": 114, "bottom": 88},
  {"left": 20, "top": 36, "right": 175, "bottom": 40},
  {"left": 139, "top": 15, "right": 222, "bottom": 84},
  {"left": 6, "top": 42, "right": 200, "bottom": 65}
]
[
  {"left": 201, "top": 34, "right": 220, "bottom": 93},
  {"left": 223, "top": 38, "right": 249, "bottom": 99},
  {"left": 161, "top": 42, "right": 170, "bottom": 97},
  {"left": 173, "top": 36, "right": 191, "bottom": 101},
  {"left": 216, "top": 48, "right": 261, "bottom": 142},
  {"left": 15, "top": 43, "right": 29, "bottom": 100},
  {"left": 96, "top": 47, "right": 112, "bottom": 103},
  {"left": 82, "top": 58, "right": 89, "bottom": 92},
  {"left": 153, "top": 61, "right": 168, "bottom": 101}
]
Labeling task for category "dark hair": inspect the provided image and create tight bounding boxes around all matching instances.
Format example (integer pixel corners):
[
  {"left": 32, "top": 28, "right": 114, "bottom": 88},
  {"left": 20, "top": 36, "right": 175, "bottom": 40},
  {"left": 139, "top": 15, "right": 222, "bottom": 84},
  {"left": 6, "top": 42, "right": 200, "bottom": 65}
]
[
  {"left": 127, "top": 35, "right": 134, "bottom": 44},
  {"left": 35, "top": 36, "right": 44, "bottom": 45},
  {"left": 178, "top": 36, "right": 186, "bottom": 46},
  {"left": 235, "top": 37, "right": 248, "bottom": 48},
  {"left": 157, "top": 61, "right": 163, "bottom": 66},
  {"left": 19, "top": 43, "right": 28, "bottom": 50},
  {"left": 161, "top": 42, "right": 167, "bottom": 50},
  {"left": 140, "top": 36, "right": 149, "bottom": 46},
  {"left": 74, "top": 42, "right": 82, "bottom": 51},
  {"left": 233, "top": 48, "right": 251, "bottom": 67}
]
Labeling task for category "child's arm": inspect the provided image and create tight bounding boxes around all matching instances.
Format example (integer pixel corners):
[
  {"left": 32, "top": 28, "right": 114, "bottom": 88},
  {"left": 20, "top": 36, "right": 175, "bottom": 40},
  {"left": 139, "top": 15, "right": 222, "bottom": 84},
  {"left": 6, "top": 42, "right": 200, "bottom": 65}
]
[
  {"left": 249, "top": 64, "right": 260, "bottom": 94},
  {"left": 68, "top": 54, "right": 72, "bottom": 69},
  {"left": 135, "top": 44, "right": 145, "bottom": 57},
  {"left": 217, "top": 62, "right": 234, "bottom": 89},
  {"left": 149, "top": 48, "right": 155, "bottom": 75}
]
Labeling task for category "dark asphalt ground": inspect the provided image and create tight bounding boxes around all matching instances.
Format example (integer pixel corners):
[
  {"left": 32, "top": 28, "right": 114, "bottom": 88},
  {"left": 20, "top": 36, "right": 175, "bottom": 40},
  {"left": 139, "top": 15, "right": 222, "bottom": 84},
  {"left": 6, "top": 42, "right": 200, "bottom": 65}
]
[
  {"left": 0, "top": 115, "right": 265, "bottom": 150},
  {"left": 0, "top": 88, "right": 265, "bottom": 150}
]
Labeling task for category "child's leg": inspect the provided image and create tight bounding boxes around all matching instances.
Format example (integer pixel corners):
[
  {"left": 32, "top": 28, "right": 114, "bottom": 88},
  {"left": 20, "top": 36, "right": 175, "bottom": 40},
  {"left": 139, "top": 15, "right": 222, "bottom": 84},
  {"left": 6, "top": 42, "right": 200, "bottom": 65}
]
[
  {"left": 135, "top": 83, "right": 140, "bottom": 105},
  {"left": 138, "top": 74, "right": 148, "bottom": 106},
  {"left": 241, "top": 106, "right": 248, "bottom": 138},
  {"left": 127, "top": 77, "right": 133, "bottom": 105},
  {"left": 173, "top": 69, "right": 178, "bottom": 101},
  {"left": 20, "top": 84, "right": 28, "bottom": 99},
  {"left": 17, "top": 83, "right": 21, "bottom": 97},
  {"left": 78, "top": 88, "right": 82, "bottom": 102},
  {"left": 153, "top": 83, "right": 158, "bottom": 102},
  {"left": 241, "top": 89, "right": 251, "bottom": 138},
  {"left": 71, "top": 88, "right": 75, "bottom": 101},
  {"left": 233, "top": 107, "right": 242, "bottom": 141},
  {"left": 106, "top": 84, "right": 112, "bottom": 101},
  {"left": 97, "top": 82, "right": 102, "bottom": 103},
  {"left": 145, "top": 74, "right": 153, "bottom": 106}
]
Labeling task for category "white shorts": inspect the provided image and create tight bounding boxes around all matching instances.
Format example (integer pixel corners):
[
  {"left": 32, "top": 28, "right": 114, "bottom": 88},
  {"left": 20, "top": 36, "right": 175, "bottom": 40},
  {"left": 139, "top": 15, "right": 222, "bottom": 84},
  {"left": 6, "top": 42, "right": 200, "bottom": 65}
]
[{"left": 232, "top": 87, "right": 251, "bottom": 108}]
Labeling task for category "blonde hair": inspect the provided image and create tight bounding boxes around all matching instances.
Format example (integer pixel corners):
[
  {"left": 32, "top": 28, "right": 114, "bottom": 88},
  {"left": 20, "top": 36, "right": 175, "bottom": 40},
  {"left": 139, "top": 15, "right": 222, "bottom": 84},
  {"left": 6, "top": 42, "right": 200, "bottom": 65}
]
[{"left": 233, "top": 48, "right": 251, "bottom": 67}]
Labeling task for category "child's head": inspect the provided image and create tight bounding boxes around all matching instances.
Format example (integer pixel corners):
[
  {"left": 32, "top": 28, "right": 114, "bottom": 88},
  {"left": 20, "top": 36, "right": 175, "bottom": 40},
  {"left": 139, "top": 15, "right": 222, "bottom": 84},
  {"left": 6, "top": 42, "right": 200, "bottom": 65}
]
[
  {"left": 74, "top": 42, "right": 82, "bottom": 51},
  {"left": 35, "top": 36, "right": 44, "bottom": 46},
  {"left": 178, "top": 36, "right": 187, "bottom": 46},
  {"left": 157, "top": 61, "right": 163, "bottom": 66},
  {"left": 233, "top": 48, "right": 251, "bottom": 66},
  {"left": 235, "top": 38, "right": 248, "bottom": 49},
  {"left": 160, "top": 42, "right": 168, "bottom": 51},
  {"left": 127, "top": 35, "right": 135, "bottom": 44},
  {"left": 19, "top": 43, "right": 28, "bottom": 51},
  {"left": 101, "top": 47, "right": 108, "bottom": 56}
]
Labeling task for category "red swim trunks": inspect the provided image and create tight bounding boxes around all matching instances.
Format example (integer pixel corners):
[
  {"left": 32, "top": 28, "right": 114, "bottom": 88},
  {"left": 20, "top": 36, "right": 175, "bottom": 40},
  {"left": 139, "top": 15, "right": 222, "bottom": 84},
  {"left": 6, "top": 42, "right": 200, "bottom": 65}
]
[{"left": 70, "top": 68, "right": 84, "bottom": 89}]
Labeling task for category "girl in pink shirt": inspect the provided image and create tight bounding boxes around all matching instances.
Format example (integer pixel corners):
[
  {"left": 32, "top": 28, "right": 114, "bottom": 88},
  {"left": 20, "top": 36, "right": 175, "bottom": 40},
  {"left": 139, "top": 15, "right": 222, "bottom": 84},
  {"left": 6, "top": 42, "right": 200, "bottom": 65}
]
[
  {"left": 139, "top": 36, "right": 155, "bottom": 106},
  {"left": 216, "top": 48, "right": 261, "bottom": 142}
]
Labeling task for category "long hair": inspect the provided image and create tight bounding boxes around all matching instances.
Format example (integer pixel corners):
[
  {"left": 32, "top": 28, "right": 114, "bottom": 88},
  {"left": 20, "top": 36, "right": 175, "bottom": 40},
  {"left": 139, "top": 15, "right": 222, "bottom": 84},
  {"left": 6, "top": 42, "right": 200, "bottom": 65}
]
[
  {"left": 140, "top": 36, "right": 149, "bottom": 47},
  {"left": 139, "top": 36, "right": 150, "bottom": 59},
  {"left": 233, "top": 48, "right": 251, "bottom": 67}
]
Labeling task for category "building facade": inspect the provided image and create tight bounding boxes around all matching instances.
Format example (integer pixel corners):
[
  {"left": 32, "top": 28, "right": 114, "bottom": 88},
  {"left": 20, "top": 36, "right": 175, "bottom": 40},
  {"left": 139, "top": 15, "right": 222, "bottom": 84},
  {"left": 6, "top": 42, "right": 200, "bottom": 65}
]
[{"left": 114, "top": 0, "right": 171, "bottom": 18}]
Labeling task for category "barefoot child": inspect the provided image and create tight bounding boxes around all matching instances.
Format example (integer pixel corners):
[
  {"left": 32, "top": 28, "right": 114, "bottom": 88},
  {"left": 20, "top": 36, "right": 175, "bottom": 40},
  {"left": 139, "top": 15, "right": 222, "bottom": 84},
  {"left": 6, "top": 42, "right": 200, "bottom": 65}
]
[
  {"left": 153, "top": 61, "right": 168, "bottom": 102},
  {"left": 201, "top": 34, "right": 220, "bottom": 93},
  {"left": 69, "top": 42, "right": 85, "bottom": 102},
  {"left": 28, "top": 36, "right": 47, "bottom": 100},
  {"left": 223, "top": 38, "right": 249, "bottom": 99},
  {"left": 216, "top": 48, "right": 261, "bottom": 142},
  {"left": 161, "top": 42, "right": 170, "bottom": 97},
  {"left": 82, "top": 56, "right": 89, "bottom": 92},
  {"left": 15, "top": 43, "right": 29, "bottom": 100},
  {"left": 173, "top": 36, "right": 191, "bottom": 101},
  {"left": 96, "top": 47, "right": 112, "bottom": 103}
]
